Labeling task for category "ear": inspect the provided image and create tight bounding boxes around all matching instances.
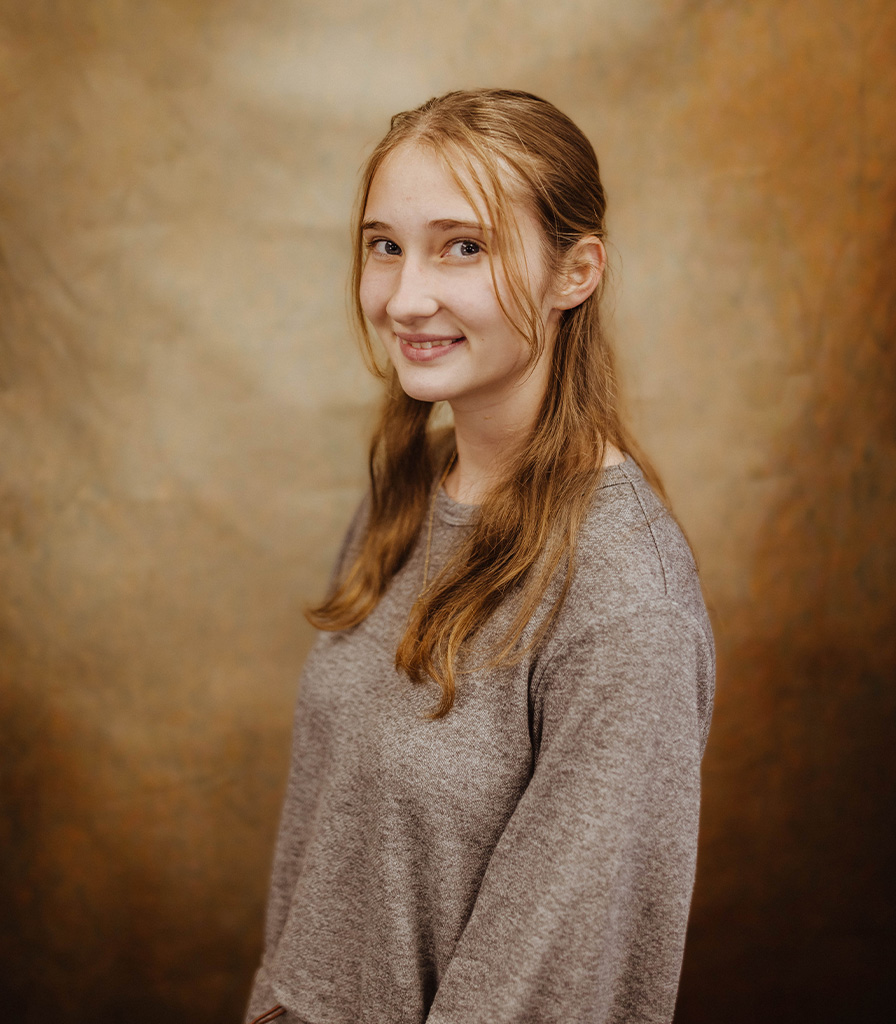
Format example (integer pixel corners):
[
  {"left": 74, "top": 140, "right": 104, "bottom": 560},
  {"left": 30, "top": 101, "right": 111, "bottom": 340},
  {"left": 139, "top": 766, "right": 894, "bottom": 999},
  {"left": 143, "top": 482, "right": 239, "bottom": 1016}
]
[{"left": 551, "top": 237, "right": 606, "bottom": 312}]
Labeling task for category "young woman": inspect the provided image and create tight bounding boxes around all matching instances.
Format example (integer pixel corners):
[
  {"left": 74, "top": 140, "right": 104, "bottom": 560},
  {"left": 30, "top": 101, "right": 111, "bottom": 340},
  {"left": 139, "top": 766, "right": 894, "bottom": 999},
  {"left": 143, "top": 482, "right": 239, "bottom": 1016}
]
[{"left": 246, "top": 89, "right": 714, "bottom": 1024}]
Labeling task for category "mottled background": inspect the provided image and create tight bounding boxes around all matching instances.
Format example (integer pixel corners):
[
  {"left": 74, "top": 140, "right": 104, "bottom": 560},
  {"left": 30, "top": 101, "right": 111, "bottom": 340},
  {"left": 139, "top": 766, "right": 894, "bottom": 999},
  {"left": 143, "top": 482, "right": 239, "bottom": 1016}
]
[{"left": 1, "top": 1, "right": 893, "bottom": 1022}]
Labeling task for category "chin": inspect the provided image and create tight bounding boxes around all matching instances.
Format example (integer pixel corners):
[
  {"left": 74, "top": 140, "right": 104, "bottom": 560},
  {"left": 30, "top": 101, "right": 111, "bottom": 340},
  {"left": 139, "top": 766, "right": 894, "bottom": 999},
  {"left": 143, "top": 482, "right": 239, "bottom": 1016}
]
[
  {"left": 389, "top": 369, "right": 451, "bottom": 405},
  {"left": 395, "top": 381, "right": 453, "bottom": 405}
]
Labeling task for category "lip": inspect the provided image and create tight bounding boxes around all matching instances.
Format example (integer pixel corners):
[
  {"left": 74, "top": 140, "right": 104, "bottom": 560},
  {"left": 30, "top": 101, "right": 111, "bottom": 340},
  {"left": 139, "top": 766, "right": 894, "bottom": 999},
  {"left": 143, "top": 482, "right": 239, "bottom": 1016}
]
[{"left": 395, "top": 332, "right": 466, "bottom": 362}]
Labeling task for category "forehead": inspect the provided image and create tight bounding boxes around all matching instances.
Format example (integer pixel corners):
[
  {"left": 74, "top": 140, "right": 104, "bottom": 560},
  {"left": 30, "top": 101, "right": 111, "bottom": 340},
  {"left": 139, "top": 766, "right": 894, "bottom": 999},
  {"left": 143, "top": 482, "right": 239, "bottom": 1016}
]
[
  {"left": 364, "top": 143, "right": 478, "bottom": 219},
  {"left": 364, "top": 141, "right": 532, "bottom": 232}
]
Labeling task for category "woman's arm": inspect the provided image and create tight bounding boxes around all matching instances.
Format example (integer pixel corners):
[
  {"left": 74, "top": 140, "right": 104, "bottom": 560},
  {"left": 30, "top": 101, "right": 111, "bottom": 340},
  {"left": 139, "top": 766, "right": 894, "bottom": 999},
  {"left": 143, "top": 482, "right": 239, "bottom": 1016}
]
[{"left": 425, "top": 598, "right": 712, "bottom": 1024}]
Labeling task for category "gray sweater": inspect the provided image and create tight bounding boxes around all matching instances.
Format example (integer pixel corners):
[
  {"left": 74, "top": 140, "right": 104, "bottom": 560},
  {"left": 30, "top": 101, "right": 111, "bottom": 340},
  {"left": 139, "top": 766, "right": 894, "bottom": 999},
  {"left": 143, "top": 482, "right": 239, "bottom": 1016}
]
[{"left": 247, "top": 459, "right": 714, "bottom": 1024}]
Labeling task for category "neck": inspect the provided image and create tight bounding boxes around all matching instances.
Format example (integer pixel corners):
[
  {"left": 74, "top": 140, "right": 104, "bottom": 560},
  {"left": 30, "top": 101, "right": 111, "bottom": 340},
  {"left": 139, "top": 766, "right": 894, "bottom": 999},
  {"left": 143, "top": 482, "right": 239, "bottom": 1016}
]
[
  {"left": 443, "top": 403, "right": 534, "bottom": 505},
  {"left": 442, "top": 407, "right": 628, "bottom": 506},
  {"left": 440, "top": 320, "right": 562, "bottom": 504}
]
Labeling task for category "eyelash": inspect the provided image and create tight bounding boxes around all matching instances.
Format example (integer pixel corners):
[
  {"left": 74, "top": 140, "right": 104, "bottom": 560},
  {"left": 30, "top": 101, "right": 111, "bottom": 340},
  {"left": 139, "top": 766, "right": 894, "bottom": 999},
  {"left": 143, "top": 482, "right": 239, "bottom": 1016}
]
[
  {"left": 448, "top": 239, "right": 482, "bottom": 258},
  {"left": 366, "top": 238, "right": 402, "bottom": 256},
  {"left": 364, "top": 238, "right": 483, "bottom": 259}
]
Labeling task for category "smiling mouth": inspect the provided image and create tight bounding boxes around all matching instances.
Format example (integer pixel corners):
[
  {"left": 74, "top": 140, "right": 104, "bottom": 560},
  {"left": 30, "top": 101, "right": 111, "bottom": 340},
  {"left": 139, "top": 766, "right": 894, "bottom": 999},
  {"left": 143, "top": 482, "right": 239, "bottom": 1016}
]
[
  {"left": 394, "top": 333, "right": 466, "bottom": 362},
  {"left": 404, "top": 337, "right": 464, "bottom": 350}
]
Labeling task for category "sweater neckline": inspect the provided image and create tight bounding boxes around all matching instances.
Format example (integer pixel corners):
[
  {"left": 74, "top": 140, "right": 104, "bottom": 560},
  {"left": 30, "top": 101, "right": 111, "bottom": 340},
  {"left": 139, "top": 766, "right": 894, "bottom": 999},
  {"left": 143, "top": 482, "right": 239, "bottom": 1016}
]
[{"left": 433, "top": 456, "right": 640, "bottom": 527}]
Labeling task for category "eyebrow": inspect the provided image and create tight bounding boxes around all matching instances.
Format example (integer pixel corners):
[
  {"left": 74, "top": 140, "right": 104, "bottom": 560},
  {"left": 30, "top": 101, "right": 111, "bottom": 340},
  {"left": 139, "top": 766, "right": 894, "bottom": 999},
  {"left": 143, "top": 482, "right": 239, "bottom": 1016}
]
[{"left": 360, "top": 218, "right": 490, "bottom": 233}]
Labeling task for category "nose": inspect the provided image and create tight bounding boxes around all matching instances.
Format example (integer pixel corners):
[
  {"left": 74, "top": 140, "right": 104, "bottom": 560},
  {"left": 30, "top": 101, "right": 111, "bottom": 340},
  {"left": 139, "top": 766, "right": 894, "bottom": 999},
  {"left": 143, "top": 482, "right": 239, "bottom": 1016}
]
[{"left": 385, "top": 258, "right": 440, "bottom": 324}]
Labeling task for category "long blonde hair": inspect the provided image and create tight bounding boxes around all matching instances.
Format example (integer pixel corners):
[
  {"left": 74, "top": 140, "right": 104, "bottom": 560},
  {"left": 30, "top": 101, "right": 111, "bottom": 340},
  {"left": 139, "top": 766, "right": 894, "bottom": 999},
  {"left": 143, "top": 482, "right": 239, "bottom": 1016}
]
[{"left": 308, "top": 88, "right": 663, "bottom": 716}]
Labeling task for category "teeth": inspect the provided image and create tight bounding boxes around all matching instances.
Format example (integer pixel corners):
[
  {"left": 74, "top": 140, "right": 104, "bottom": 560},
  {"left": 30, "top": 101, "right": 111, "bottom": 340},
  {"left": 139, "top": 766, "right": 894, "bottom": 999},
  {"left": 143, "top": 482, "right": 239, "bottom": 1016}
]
[{"left": 406, "top": 338, "right": 460, "bottom": 349}]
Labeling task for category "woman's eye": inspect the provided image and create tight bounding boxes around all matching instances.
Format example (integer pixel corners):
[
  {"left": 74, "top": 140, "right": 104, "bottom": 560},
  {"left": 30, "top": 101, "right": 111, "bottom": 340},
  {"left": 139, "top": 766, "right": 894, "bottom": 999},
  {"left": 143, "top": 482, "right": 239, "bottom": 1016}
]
[
  {"left": 448, "top": 239, "right": 482, "bottom": 258},
  {"left": 369, "top": 238, "right": 402, "bottom": 256}
]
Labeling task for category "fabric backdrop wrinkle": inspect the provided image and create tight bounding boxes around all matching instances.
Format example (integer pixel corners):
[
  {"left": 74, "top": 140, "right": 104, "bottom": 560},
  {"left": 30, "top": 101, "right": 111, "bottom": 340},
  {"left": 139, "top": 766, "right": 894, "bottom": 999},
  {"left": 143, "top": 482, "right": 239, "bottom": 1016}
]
[{"left": 1, "top": 2, "right": 894, "bottom": 1022}]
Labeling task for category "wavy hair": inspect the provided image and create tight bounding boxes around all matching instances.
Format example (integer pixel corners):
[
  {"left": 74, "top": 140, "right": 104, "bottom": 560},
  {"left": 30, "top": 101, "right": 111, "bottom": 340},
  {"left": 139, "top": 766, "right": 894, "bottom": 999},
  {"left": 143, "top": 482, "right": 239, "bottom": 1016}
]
[{"left": 307, "top": 88, "right": 664, "bottom": 716}]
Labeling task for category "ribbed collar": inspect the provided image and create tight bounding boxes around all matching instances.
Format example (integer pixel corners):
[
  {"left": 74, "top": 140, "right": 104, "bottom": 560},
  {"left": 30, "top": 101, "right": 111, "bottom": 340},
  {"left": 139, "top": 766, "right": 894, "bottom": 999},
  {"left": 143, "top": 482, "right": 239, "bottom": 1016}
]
[{"left": 433, "top": 457, "right": 639, "bottom": 527}]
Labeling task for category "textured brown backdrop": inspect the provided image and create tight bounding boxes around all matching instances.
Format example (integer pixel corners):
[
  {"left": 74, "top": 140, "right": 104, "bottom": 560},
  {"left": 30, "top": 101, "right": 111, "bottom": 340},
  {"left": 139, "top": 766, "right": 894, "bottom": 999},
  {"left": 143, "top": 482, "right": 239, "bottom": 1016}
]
[{"left": 1, "top": 2, "right": 894, "bottom": 1022}]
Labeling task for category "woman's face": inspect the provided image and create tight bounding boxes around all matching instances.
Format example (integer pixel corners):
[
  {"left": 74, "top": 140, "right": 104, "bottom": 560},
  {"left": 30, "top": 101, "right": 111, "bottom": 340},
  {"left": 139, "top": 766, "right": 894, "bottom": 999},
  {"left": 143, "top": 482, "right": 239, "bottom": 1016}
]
[{"left": 359, "top": 143, "right": 562, "bottom": 427}]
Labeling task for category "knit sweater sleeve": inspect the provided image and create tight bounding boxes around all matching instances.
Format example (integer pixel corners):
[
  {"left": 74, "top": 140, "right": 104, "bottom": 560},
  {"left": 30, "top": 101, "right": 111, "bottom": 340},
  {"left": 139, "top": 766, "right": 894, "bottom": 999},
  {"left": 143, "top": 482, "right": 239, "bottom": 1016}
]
[
  {"left": 244, "top": 496, "right": 372, "bottom": 1022},
  {"left": 425, "top": 596, "right": 709, "bottom": 1024}
]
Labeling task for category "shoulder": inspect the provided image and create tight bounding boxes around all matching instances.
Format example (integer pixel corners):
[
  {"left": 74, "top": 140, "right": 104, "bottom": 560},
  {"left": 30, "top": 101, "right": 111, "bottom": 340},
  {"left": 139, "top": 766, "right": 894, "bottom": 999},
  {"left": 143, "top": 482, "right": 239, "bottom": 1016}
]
[
  {"left": 563, "top": 459, "right": 709, "bottom": 636},
  {"left": 532, "top": 459, "right": 715, "bottom": 750},
  {"left": 325, "top": 491, "right": 371, "bottom": 588}
]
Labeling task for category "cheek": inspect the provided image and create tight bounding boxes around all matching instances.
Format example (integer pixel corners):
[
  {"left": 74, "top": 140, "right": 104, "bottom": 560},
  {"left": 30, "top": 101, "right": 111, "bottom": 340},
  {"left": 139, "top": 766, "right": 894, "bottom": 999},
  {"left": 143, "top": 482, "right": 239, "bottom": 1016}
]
[{"left": 358, "top": 266, "right": 386, "bottom": 323}]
